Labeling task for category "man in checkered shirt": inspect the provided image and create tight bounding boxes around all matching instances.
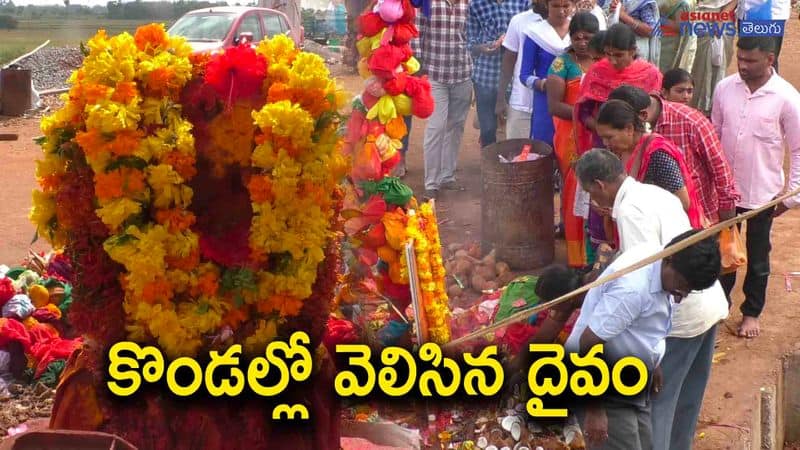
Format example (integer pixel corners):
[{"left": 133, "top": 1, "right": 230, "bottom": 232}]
[
  {"left": 467, "top": 0, "right": 531, "bottom": 147},
  {"left": 414, "top": 0, "right": 473, "bottom": 199}
]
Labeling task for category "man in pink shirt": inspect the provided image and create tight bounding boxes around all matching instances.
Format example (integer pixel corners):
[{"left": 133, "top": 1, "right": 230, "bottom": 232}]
[{"left": 711, "top": 36, "right": 800, "bottom": 338}]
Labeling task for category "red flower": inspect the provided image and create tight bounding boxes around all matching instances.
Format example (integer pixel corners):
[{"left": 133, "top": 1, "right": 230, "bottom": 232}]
[{"left": 204, "top": 45, "right": 267, "bottom": 103}]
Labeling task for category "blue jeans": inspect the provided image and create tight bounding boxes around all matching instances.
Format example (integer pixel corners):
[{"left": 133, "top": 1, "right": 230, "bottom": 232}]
[
  {"left": 473, "top": 82, "right": 498, "bottom": 147},
  {"left": 651, "top": 325, "right": 718, "bottom": 450}
]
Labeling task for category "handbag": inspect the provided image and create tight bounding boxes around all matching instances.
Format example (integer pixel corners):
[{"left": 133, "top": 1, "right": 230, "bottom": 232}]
[{"left": 719, "top": 226, "right": 747, "bottom": 275}]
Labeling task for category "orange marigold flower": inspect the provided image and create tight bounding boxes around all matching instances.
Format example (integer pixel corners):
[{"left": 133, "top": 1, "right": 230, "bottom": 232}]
[
  {"left": 134, "top": 23, "right": 169, "bottom": 53},
  {"left": 94, "top": 168, "right": 146, "bottom": 201},
  {"left": 108, "top": 129, "right": 142, "bottom": 157},
  {"left": 223, "top": 306, "right": 248, "bottom": 328},
  {"left": 75, "top": 129, "right": 106, "bottom": 159},
  {"left": 155, "top": 209, "right": 196, "bottom": 232},
  {"left": 267, "top": 82, "right": 292, "bottom": 103},
  {"left": 247, "top": 175, "right": 273, "bottom": 203},
  {"left": 111, "top": 81, "right": 139, "bottom": 103},
  {"left": 141, "top": 277, "right": 173, "bottom": 304},
  {"left": 162, "top": 151, "right": 197, "bottom": 180},
  {"left": 262, "top": 294, "right": 303, "bottom": 317},
  {"left": 94, "top": 170, "right": 124, "bottom": 200},
  {"left": 144, "top": 67, "right": 177, "bottom": 97},
  {"left": 166, "top": 249, "right": 200, "bottom": 271}
]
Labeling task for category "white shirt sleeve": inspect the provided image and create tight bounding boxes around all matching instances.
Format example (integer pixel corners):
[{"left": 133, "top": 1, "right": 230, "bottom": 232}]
[
  {"left": 503, "top": 15, "right": 522, "bottom": 52},
  {"left": 711, "top": 80, "right": 725, "bottom": 137}
]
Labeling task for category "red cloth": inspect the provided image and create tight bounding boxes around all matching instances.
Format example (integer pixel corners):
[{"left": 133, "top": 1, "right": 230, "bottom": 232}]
[
  {"left": 0, "top": 318, "right": 31, "bottom": 351},
  {"left": 627, "top": 133, "right": 705, "bottom": 229},
  {"left": 653, "top": 96, "right": 740, "bottom": 224},
  {"left": 573, "top": 58, "right": 663, "bottom": 155},
  {"left": 0, "top": 277, "right": 14, "bottom": 307}
]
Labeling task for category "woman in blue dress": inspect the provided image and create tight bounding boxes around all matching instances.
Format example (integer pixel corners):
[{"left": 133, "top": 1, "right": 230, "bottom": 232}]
[{"left": 518, "top": 0, "right": 575, "bottom": 145}]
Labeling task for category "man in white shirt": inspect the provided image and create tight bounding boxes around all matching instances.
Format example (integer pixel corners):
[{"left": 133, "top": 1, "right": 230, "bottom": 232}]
[
  {"left": 575, "top": 148, "right": 728, "bottom": 450},
  {"left": 564, "top": 232, "right": 721, "bottom": 450}
]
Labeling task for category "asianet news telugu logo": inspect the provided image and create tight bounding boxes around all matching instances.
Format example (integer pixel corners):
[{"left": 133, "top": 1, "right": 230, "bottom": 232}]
[
  {"left": 656, "top": 12, "right": 786, "bottom": 37},
  {"left": 657, "top": 11, "right": 736, "bottom": 37}
]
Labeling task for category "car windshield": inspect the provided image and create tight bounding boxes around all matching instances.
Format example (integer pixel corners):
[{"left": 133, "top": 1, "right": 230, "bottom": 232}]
[{"left": 168, "top": 13, "right": 236, "bottom": 41}]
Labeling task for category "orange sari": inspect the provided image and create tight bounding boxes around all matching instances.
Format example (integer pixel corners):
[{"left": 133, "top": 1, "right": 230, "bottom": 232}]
[{"left": 554, "top": 76, "right": 585, "bottom": 267}]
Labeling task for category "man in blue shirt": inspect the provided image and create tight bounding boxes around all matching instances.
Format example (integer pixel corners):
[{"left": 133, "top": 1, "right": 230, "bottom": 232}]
[
  {"left": 564, "top": 230, "right": 721, "bottom": 450},
  {"left": 467, "top": 0, "right": 530, "bottom": 147}
]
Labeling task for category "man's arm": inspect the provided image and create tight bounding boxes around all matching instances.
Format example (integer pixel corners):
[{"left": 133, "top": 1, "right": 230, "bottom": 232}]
[
  {"left": 496, "top": 15, "right": 523, "bottom": 119},
  {"left": 579, "top": 283, "right": 643, "bottom": 354},
  {"left": 693, "top": 115, "right": 739, "bottom": 221}
]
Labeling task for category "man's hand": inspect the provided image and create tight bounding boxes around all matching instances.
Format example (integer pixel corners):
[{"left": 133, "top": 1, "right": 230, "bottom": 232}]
[
  {"left": 774, "top": 202, "right": 790, "bottom": 218},
  {"left": 473, "top": 43, "right": 501, "bottom": 56},
  {"left": 495, "top": 99, "right": 507, "bottom": 125},
  {"left": 718, "top": 208, "right": 736, "bottom": 222},
  {"left": 652, "top": 365, "right": 663, "bottom": 395},
  {"left": 584, "top": 406, "right": 608, "bottom": 447}
]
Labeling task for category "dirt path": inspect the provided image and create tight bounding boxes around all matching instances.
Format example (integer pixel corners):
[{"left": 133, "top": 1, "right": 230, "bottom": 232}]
[{"left": 2, "top": 20, "right": 800, "bottom": 447}]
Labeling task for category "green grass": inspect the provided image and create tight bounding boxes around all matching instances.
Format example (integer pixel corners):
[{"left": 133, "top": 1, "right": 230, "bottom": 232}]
[{"left": 0, "top": 18, "right": 172, "bottom": 65}]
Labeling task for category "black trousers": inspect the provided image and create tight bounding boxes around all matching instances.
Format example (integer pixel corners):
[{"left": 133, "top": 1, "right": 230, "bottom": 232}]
[{"left": 720, "top": 206, "right": 775, "bottom": 318}]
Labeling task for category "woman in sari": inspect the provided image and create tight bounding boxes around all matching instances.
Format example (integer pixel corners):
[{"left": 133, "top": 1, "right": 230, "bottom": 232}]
[
  {"left": 595, "top": 99, "right": 704, "bottom": 228},
  {"left": 573, "top": 23, "right": 662, "bottom": 260},
  {"left": 606, "top": 0, "right": 661, "bottom": 63},
  {"left": 546, "top": 11, "right": 600, "bottom": 268},
  {"left": 519, "top": 0, "right": 575, "bottom": 146},
  {"left": 657, "top": 0, "right": 697, "bottom": 72}
]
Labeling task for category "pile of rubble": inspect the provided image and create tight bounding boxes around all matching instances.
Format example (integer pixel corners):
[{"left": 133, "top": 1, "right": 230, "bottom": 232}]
[{"left": 12, "top": 46, "right": 83, "bottom": 91}]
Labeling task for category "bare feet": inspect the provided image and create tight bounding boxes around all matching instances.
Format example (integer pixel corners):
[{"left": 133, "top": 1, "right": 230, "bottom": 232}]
[{"left": 738, "top": 316, "right": 760, "bottom": 338}]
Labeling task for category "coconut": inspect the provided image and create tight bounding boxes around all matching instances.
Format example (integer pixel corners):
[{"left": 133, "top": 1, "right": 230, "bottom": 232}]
[
  {"left": 447, "top": 285, "right": 464, "bottom": 298},
  {"left": 471, "top": 274, "right": 487, "bottom": 291},
  {"left": 495, "top": 261, "right": 510, "bottom": 275},
  {"left": 474, "top": 264, "right": 497, "bottom": 281}
]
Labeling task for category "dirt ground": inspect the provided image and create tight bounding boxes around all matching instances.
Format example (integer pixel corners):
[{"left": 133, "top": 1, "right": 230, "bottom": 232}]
[{"left": 2, "top": 20, "right": 800, "bottom": 448}]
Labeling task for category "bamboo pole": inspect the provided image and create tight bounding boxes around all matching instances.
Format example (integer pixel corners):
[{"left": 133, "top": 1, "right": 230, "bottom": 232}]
[{"left": 443, "top": 185, "right": 800, "bottom": 350}]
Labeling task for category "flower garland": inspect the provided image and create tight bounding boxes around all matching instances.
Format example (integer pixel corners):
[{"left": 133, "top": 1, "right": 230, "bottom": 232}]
[
  {"left": 31, "top": 25, "right": 346, "bottom": 359},
  {"left": 405, "top": 203, "right": 451, "bottom": 344}
]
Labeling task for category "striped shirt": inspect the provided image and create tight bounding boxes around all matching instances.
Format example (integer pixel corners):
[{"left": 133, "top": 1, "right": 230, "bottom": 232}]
[
  {"left": 414, "top": 0, "right": 473, "bottom": 84},
  {"left": 466, "top": 0, "right": 530, "bottom": 88},
  {"left": 653, "top": 95, "right": 740, "bottom": 223}
]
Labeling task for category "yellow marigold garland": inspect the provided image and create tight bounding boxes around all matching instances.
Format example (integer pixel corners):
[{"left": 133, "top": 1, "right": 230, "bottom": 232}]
[
  {"left": 31, "top": 26, "right": 346, "bottom": 358},
  {"left": 406, "top": 202, "right": 451, "bottom": 344}
]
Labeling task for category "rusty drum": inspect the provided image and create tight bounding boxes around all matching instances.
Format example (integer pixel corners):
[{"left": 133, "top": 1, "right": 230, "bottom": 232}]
[
  {"left": 1, "top": 67, "right": 32, "bottom": 117},
  {"left": 481, "top": 138, "right": 554, "bottom": 270}
]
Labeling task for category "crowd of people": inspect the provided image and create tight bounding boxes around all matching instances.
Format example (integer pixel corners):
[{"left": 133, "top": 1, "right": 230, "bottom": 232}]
[{"left": 394, "top": 0, "right": 800, "bottom": 448}]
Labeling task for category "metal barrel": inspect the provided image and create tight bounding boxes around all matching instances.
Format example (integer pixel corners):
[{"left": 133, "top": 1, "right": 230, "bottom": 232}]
[
  {"left": 0, "top": 67, "right": 32, "bottom": 117},
  {"left": 481, "top": 138, "right": 555, "bottom": 270}
]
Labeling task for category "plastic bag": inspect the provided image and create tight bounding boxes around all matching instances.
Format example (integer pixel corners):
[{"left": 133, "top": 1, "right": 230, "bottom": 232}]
[
  {"left": 711, "top": 37, "right": 723, "bottom": 67},
  {"left": 720, "top": 226, "right": 746, "bottom": 275}
]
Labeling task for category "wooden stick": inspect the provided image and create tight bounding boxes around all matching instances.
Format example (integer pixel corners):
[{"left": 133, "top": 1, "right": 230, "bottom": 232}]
[
  {"left": 443, "top": 185, "right": 800, "bottom": 349},
  {"left": 0, "top": 134, "right": 19, "bottom": 141}
]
